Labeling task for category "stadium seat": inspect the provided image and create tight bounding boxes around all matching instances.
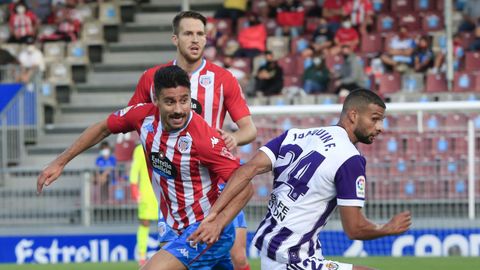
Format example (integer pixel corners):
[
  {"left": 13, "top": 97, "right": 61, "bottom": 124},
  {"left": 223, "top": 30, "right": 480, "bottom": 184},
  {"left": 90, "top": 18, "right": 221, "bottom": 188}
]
[
  {"left": 423, "top": 113, "right": 444, "bottom": 131},
  {"left": 0, "top": 24, "right": 9, "bottom": 43},
  {"left": 464, "top": 51, "right": 480, "bottom": 72},
  {"left": 453, "top": 72, "right": 476, "bottom": 92},
  {"left": 397, "top": 12, "right": 422, "bottom": 31},
  {"left": 66, "top": 41, "right": 89, "bottom": 65},
  {"left": 114, "top": 132, "right": 138, "bottom": 163},
  {"left": 396, "top": 114, "right": 418, "bottom": 133},
  {"left": 378, "top": 73, "right": 402, "bottom": 94},
  {"left": 264, "top": 18, "right": 278, "bottom": 36},
  {"left": 360, "top": 33, "right": 383, "bottom": 55},
  {"left": 43, "top": 42, "right": 66, "bottom": 64},
  {"left": 324, "top": 54, "right": 344, "bottom": 72},
  {"left": 277, "top": 55, "right": 297, "bottom": 76},
  {"left": 414, "top": 0, "right": 436, "bottom": 11},
  {"left": 422, "top": 12, "right": 444, "bottom": 32},
  {"left": 294, "top": 55, "right": 306, "bottom": 76},
  {"left": 99, "top": 1, "right": 121, "bottom": 25},
  {"left": 283, "top": 75, "right": 301, "bottom": 87},
  {"left": 443, "top": 113, "right": 468, "bottom": 131},
  {"left": 436, "top": 0, "right": 444, "bottom": 10},
  {"left": 401, "top": 73, "right": 425, "bottom": 92},
  {"left": 376, "top": 14, "right": 398, "bottom": 33},
  {"left": 47, "top": 61, "right": 72, "bottom": 86},
  {"left": 267, "top": 36, "right": 290, "bottom": 60},
  {"left": 425, "top": 73, "right": 448, "bottom": 92},
  {"left": 372, "top": 0, "right": 390, "bottom": 12},
  {"left": 315, "top": 94, "right": 338, "bottom": 105},
  {"left": 231, "top": 57, "right": 251, "bottom": 74},
  {"left": 291, "top": 36, "right": 310, "bottom": 54},
  {"left": 81, "top": 20, "right": 105, "bottom": 45},
  {"left": 391, "top": 0, "right": 414, "bottom": 13},
  {"left": 460, "top": 31, "right": 475, "bottom": 49}
]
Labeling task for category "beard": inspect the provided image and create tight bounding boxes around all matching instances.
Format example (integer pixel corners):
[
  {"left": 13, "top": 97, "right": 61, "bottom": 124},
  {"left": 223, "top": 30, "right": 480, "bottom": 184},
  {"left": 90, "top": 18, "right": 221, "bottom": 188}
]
[
  {"left": 354, "top": 128, "right": 373, "bottom": 144},
  {"left": 179, "top": 43, "right": 204, "bottom": 63}
]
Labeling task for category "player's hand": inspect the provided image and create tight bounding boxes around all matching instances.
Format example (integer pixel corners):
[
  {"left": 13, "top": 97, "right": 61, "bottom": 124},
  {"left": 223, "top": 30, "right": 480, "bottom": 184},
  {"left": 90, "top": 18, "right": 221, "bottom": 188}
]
[
  {"left": 37, "top": 161, "right": 64, "bottom": 194},
  {"left": 187, "top": 212, "right": 221, "bottom": 246},
  {"left": 384, "top": 211, "right": 412, "bottom": 235},
  {"left": 216, "top": 129, "right": 237, "bottom": 151}
]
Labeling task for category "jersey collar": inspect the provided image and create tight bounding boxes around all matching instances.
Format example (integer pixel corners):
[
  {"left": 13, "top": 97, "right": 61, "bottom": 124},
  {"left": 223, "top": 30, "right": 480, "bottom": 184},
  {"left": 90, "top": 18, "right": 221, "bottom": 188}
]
[{"left": 173, "top": 58, "right": 206, "bottom": 76}]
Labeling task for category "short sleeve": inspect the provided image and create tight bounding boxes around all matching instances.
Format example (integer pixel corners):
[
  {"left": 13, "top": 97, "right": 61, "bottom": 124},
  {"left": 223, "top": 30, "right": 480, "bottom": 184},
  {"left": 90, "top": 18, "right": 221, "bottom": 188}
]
[
  {"left": 335, "top": 155, "right": 367, "bottom": 207},
  {"left": 128, "top": 69, "right": 154, "bottom": 106},
  {"left": 222, "top": 71, "right": 251, "bottom": 122},
  {"left": 259, "top": 130, "right": 288, "bottom": 166},
  {"left": 107, "top": 104, "right": 148, "bottom": 134}
]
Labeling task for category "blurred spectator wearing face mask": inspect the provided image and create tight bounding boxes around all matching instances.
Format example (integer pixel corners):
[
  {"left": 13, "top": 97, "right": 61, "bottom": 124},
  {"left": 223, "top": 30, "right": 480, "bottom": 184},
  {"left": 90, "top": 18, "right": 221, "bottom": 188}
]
[
  {"left": 380, "top": 25, "right": 416, "bottom": 72},
  {"left": 94, "top": 141, "right": 117, "bottom": 204},
  {"left": 235, "top": 13, "right": 267, "bottom": 58},
  {"left": 8, "top": 1, "right": 39, "bottom": 43},
  {"left": 255, "top": 50, "right": 284, "bottom": 96},
  {"left": 331, "top": 17, "right": 359, "bottom": 55},
  {"left": 17, "top": 37, "right": 45, "bottom": 83},
  {"left": 334, "top": 45, "right": 366, "bottom": 94},
  {"left": 343, "top": 0, "right": 374, "bottom": 35},
  {"left": 312, "top": 17, "right": 334, "bottom": 54},
  {"left": 302, "top": 55, "right": 330, "bottom": 94},
  {"left": 413, "top": 36, "right": 434, "bottom": 73}
]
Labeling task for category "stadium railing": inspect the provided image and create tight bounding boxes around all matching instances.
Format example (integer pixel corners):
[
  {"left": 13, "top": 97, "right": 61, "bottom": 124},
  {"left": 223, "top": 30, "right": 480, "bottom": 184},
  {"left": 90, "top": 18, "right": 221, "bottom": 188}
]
[{"left": 0, "top": 101, "right": 479, "bottom": 231}]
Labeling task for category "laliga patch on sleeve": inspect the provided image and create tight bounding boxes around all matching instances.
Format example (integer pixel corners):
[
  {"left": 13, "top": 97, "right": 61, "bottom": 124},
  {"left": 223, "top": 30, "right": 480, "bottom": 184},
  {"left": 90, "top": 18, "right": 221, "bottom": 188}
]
[
  {"left": 114, "top": 105, "right": 133, "bottom": 116},
  {"left": 356, "top": 176, "right": 366, "bottom": 198}
]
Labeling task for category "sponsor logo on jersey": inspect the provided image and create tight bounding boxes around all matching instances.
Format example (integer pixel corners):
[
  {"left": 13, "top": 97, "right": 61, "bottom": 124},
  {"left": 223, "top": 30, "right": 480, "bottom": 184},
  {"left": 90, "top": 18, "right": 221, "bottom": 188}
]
[
  {"left": 150, "top": 152, "right": 177, "bottom": 179},
  {"left": 221, "top": 147, "right": 236, "bottom": 160},
  {"left": 199, "top": 74, "right": 213, "bottom": 88},
  {"left": 177, "top": 136, "right": 192, "bottom": 153},
  {"left": 177, "top": 248, "right": 189, "bottom": 259},
  {"left": 356, "top": 176, "right": 366, "bottom": 198},
  {"left": 191, "top": 98, "right": 203, "bottom": 115},
  {"left": 211, "top": 136, "right": 219, "bottom": 148}
]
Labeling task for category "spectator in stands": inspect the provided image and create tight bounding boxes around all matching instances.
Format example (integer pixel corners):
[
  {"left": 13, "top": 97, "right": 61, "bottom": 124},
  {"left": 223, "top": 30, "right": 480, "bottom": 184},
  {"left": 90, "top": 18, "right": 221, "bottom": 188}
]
[
  {"left": 223, "top": 55, "right": 249, "bottom": 91},
  {"left": 94, "top": 141, "right": 117, "bottom": 203},
  {"left": 275, "top": 0, "right": 304, "bottom": 38},
  {"left": 255, "top": 50, "right": 284, "bottom": 96},
  {"left": 54, "top": 1, "right": 82, "bottom": 42},
  {"left": 380, "top": 25, "right": 416, "bottom": 72},
  {"left": 312, "top": 16, "right": 335, "bottom": 54},
  {"left": 129, "top": 144, "right": 158, "bottom": 267},
  {"left": 458, "top": 0, "right": 480, "bottom": 32},
  {"left": 322, "top": 0, "right": 344, "bottom": 33},
  {"left": 204, "top": 18, "right": 229, "bottom": 60},
  {"left": 343, "top": 0, "right": 374, "bottom": 35},
  {"left": 214, "top": 0, "right": 247, "bottom": 34},
  {"left": 16, "top": 37, "right": 45, "bottom": 84},
  {"left": 8, "top": 1, "right": 39, "bottom": 43},
  {"left": 302, "top": 54, "right": 330, "bottom": 94},
  {"left": 468, "top": 18, "right": 480, "bottom": 51},
  {"left": 235, "top": 13, "right": 267, "bottom": 58},
  {"left": 413, "top": 35, "right": 434, "bottom": 73},
  {"left": 334, "top": 44, "right": 366, "bottom": 94},
  {"left": 433, "top": 33, "right": 464, "bottom": 73},
  {"left": 331, "top": 17, "right": 360, "bottom": 55}
]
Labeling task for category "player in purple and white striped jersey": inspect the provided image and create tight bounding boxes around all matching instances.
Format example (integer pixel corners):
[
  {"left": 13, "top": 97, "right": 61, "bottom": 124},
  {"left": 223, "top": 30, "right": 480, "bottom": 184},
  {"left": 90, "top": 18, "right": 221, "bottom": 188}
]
[{"left": 189, "top": 89, "right": 412, "bottom": 270}]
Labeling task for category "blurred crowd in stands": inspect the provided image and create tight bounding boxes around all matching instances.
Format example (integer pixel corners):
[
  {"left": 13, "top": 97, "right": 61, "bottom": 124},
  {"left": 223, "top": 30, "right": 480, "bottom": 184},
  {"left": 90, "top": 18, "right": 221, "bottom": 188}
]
[{"left": 208, "top": 0, "right": 480, "bottom": 102}]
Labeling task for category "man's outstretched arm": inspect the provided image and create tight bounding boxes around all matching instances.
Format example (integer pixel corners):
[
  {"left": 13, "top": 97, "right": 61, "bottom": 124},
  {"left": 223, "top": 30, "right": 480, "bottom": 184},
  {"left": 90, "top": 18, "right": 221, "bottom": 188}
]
[
  {"left": 37, "top": 119, "right": 111, "bottom": 194},
  {"left": 339, "top": 206, "right": 411, "bottom": 240}
]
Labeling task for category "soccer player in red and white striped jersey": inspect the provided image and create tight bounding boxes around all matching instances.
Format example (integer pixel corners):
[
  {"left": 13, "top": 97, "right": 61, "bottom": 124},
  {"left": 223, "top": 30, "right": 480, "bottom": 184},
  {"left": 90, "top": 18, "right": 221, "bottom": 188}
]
[
  {"left": 37, "top": 66, "right": 253, "bottom": 270},
  {"left": 128, "top": 11, "right": 256, "bottom": 270}
]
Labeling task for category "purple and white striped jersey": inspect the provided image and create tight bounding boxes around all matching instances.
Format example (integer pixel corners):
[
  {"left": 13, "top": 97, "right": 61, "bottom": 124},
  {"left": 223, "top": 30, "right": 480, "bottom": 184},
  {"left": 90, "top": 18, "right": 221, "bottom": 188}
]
[{"left": 253, "top": 126, "right": 367, "bottom": 264}]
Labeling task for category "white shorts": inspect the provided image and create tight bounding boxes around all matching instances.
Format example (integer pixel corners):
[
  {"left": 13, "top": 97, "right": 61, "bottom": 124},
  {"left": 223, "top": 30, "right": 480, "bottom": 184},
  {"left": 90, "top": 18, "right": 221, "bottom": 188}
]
[{"left": 261, "top": 255, "right": 353, "bottom": 270}]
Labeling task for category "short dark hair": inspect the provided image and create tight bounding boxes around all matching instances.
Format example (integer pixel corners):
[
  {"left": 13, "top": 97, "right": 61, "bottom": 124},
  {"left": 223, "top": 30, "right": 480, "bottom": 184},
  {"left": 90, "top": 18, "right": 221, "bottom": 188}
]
[
  {"left": 342, "top": 89, "right": 386, "bottom": 114},
  {"left": 172, "top": 11, "right": 207, "bottom": 35},
  {"left": 154, "top": 66, "right": 191, "bottom": 97}
]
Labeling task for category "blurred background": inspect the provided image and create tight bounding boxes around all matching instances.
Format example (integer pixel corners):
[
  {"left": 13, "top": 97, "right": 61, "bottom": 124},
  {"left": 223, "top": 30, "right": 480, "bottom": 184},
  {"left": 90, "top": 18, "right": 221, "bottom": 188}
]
[{"left": 0, "top": 0, "right": 479, "bottom": 267}]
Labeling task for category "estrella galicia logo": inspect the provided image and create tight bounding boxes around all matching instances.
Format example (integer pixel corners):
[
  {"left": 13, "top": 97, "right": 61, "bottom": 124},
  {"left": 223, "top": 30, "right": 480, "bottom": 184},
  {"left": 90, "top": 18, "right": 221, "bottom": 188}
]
[
  {"left": 150, "top": 152, "right": 177, "bottom": 179},
  {"left": 191, "top": 98, "right": 202, "bottom": 115}
]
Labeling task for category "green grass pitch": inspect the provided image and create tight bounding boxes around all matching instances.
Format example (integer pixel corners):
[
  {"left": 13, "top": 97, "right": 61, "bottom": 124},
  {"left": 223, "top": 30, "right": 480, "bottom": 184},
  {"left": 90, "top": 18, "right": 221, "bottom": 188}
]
[{"left": 0, "top": 257, "right": 479, "bottom": 270}]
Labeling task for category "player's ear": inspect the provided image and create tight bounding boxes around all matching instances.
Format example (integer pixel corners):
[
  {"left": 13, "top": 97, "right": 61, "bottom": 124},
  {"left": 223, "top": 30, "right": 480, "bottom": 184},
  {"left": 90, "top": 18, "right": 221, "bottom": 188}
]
[
  {"left": 172, "top": 34, "right": 178, "bottom": 46},
  {"left": 347, "top": 109, "right": 357, "bottom": 124}
]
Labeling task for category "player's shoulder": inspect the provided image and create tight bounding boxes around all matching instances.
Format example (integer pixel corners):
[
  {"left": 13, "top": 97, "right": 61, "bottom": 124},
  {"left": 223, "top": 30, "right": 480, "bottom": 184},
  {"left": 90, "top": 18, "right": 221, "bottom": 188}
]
[
  {"left": 115, "top": 103, "right": 156, "bottom": 117},
  {"left": 205, "top": 60, "right": 235, "bottom": 78}
]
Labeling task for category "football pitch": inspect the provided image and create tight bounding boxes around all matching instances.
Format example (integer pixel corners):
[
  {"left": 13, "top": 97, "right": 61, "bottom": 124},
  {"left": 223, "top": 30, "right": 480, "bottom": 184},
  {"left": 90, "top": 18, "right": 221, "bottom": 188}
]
[{"left": 0, "top": 257, "right": 479, "bottom": 270}]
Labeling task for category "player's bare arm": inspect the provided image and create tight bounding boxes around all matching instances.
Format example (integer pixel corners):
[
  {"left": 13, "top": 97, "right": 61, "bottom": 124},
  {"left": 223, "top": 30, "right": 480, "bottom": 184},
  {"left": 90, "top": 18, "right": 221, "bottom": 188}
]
[
  {"left": 188, "top": 182, "right": 253, "bottom": 245},
  {"left": 37, "top": 120, "right": 111, "bottom": 194},
  {"left": 218, "top": 115, "right": 257, "bottom": 151},
  {"left": 339, "top": 206, "right": 411, "bottom": 240}
]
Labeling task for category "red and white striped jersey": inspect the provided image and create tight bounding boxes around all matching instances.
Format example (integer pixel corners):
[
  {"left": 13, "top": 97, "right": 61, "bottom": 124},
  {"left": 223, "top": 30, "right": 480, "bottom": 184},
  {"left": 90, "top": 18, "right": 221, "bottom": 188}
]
[
  {"left": 9, "top": 12, "right": 37, "bottom": 37},
  {"left": 128, "top": 59, "right": 250, "bottom": 129},
  {"left": 107, "top": 103, "right": 240, "bottom": 231}
]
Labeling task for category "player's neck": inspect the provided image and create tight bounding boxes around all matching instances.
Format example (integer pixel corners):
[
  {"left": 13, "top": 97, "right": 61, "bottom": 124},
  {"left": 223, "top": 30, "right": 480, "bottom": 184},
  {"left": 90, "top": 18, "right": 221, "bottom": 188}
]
[{"left": 175, "top": 58, "right": 204, "bottom": 75}]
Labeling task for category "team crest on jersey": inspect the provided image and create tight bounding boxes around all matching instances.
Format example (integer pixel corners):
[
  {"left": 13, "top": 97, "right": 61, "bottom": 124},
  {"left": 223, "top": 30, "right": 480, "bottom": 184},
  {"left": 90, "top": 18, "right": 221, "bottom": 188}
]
[
  {"left": 199, "top": 74, "right": 213, "bottom": 88},
  {"left": 144, "top": 123, "right": 155, "bottom": 133},
  {"left": 356, "top": 176, "right": 366, "bottom": 198},
  {"left": 177, "top": 136, "right": 192, "bottom": 153},
  {"left": 150, "top": 152, "right": 177, "bottom": 179},
  {"left": 325, "top": 262, "right": 339, "bottom": 270},
  {"left": 191, "top": 98, "right": 203, "bottom": 114}
]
